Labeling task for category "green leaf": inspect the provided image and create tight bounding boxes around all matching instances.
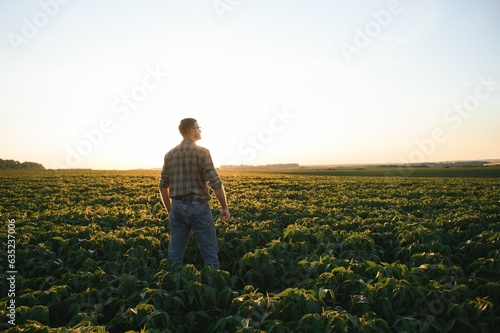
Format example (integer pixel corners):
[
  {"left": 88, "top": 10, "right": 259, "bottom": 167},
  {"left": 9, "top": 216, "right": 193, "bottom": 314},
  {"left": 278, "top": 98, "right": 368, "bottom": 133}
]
[{"left": 443, "top": 319, "right": 456, "bottom": 333}]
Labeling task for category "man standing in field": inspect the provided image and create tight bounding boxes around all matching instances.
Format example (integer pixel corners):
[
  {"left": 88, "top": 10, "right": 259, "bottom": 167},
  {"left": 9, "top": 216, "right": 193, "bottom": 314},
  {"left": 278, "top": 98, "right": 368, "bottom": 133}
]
[{"left": 159, "top": 118, "right": 230, "bottom": 269}]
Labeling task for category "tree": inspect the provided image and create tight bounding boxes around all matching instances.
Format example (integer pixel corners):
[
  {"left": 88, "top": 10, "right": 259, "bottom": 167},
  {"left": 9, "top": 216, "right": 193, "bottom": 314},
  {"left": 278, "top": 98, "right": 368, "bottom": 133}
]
[{"left": 0, "top": 159, "right": 45, "bottom": 170}]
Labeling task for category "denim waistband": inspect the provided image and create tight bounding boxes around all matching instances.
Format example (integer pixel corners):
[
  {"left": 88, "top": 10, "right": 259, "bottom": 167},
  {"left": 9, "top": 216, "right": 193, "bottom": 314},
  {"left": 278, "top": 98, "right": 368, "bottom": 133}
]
[{"left": 172, "top": 196, "right": 207, "bottom": 203}]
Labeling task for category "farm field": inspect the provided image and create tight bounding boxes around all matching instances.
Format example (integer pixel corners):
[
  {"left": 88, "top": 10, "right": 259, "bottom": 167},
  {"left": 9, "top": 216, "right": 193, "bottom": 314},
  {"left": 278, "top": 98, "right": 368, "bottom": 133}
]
[{"left": 1, "top": 168, "right": 499, "bottom": 332}]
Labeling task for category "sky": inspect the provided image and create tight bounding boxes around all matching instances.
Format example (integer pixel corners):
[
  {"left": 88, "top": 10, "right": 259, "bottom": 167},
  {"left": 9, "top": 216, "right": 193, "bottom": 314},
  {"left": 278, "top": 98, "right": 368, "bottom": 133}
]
[{"left": 1, "top": 0, "right": 499, "bottom": 170}]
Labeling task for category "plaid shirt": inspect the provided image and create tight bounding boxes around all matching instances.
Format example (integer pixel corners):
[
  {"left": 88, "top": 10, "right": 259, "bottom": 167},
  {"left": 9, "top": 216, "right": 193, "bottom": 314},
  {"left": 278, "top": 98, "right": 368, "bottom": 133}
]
[{"left": 159, "top": 139, "right": 222, "bottom": 201}]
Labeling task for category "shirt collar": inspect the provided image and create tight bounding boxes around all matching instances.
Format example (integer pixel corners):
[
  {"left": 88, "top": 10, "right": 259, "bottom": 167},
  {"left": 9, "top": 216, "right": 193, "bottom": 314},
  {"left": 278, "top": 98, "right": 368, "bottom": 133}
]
[{"left": 181, "top": 138, "right": 196, "bottom": 145}]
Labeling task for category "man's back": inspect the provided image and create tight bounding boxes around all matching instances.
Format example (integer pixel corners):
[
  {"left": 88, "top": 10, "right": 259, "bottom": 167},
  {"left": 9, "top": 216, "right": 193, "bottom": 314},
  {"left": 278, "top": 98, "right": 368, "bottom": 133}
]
[{"left": 161, "top": 139, "right": 221, "bottom": 201}]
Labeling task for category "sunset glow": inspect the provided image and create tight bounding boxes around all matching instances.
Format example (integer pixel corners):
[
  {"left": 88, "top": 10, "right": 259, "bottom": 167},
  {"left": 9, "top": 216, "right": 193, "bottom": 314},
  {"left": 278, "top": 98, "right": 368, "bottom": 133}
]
[{"left": 1, "top": 0, "right": 499, "bottom": 169}]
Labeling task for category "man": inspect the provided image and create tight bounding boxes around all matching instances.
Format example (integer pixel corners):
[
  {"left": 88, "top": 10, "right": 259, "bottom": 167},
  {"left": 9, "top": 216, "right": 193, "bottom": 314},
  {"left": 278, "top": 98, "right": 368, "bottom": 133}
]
[{"left": 159, "top": 118, "right": 230, "bottom": 269}]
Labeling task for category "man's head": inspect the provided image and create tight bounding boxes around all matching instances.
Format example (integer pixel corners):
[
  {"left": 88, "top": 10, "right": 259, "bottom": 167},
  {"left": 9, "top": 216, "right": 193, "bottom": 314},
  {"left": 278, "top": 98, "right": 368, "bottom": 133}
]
[{"left": 179, "top": 118, "right": 202, "bottom": 141}]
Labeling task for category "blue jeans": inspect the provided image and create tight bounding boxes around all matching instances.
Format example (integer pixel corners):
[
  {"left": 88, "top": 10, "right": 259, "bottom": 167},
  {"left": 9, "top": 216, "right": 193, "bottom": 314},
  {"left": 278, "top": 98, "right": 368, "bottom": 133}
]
[{"left": 168, "top": 200, "right": 220, "bottom": 269}]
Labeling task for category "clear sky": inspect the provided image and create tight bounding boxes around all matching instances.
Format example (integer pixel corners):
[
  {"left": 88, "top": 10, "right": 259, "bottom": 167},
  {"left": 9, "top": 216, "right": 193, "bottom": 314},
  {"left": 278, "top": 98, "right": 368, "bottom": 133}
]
[{"left": 1, "top": 0, "right": 499, "bottom": 169}]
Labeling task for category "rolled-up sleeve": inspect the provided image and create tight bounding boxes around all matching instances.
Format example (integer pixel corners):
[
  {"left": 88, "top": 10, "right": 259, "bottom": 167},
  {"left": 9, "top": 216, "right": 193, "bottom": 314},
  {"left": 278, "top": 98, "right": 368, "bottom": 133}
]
[
  {"left": 159, "top": 154, "right": 170, "bottom": 188},
  {"left": 202, "top": 150, "right": 222, "bottom": 190}
]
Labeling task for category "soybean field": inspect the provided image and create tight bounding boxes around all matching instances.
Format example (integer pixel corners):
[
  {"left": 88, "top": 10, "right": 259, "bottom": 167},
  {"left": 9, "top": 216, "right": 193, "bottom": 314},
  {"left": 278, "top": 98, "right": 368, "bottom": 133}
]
[{"left": 0, "top": 168, "right": 499, "bottom": 332}]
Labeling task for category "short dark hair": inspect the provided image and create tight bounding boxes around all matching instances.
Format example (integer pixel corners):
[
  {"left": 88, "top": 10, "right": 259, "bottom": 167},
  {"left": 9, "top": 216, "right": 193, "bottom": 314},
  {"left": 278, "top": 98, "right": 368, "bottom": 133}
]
[{"left": 179, "top": 118, "right": 197, "bottom": 137}]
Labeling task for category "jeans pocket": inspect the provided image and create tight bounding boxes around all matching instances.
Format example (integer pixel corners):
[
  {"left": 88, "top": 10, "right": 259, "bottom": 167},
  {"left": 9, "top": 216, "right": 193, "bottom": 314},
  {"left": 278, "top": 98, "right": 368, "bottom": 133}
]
[{"left": 194, "top": 201, "right": 209, "bottom": 209}]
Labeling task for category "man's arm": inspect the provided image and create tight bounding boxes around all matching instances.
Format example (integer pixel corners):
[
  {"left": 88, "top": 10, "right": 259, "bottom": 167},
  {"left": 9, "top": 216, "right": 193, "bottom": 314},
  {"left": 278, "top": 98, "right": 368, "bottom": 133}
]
[
  {"left": 159, "top": 186, "right": 171, "bottom": 214},
  {"left": 213, "top": 185, "right": 230, "bottom": 221}
]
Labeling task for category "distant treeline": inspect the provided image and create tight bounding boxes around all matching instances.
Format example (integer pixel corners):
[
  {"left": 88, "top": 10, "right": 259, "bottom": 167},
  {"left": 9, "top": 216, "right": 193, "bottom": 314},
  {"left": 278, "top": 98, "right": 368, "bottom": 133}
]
[{"left": 0, "top": 159, "right": 45, "bottom": 170}]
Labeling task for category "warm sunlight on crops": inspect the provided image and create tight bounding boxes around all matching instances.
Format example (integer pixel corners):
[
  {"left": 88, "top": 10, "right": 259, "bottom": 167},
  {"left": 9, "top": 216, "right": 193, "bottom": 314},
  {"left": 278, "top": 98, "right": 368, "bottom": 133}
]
[{"left": 1, "top": 169, "right": 499, "bottom": 332}]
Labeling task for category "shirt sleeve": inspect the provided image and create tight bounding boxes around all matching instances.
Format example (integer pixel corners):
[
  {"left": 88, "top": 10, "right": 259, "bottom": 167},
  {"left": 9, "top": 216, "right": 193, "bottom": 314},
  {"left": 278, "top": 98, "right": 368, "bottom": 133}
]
[
  {"left": 159, "top": 153, "right": 170, "bottom": 188},
  {"left": 201, "top": 149, "right": 222, "bottom": 190}
]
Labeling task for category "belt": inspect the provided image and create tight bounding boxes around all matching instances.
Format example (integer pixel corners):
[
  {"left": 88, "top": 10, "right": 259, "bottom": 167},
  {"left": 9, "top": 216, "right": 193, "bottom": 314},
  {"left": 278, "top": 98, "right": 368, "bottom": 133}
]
[{"left": 172, "top": 196, "right": 207, "bottom": 203}]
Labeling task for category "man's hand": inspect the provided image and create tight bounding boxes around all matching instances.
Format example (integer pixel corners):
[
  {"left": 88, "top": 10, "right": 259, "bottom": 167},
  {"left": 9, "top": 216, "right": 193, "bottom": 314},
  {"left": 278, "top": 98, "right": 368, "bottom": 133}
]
[
  {"left": 214, "top": 185, "right": 230, "bottom": 221},
  {"left": 220, "top": 207, "right": 230, "bottom": 221}
]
